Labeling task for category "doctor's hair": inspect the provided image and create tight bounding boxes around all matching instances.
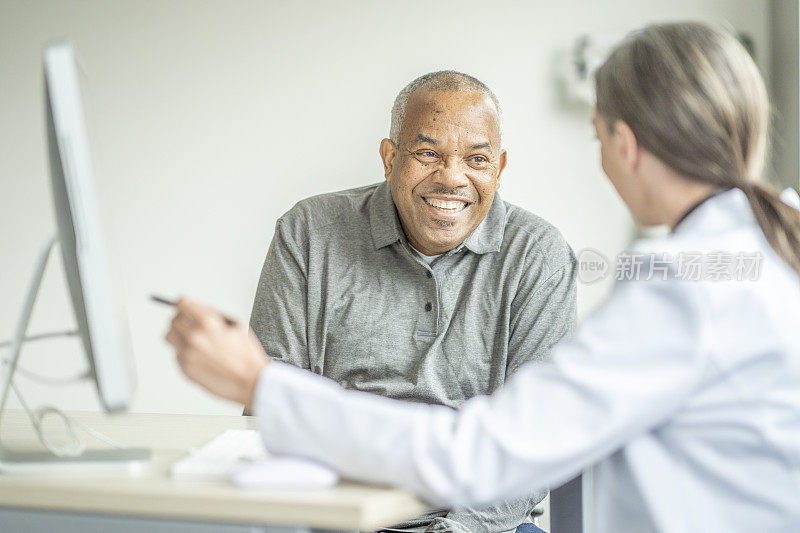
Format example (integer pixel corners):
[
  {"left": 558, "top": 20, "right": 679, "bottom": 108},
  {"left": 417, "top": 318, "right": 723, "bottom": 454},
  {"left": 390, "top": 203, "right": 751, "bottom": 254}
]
[
  {"left": 389, "top": 70, "right": 502, "bottom": 146},
  {"left": 594, "top": 22, "right": 800, "bottom": 276}
]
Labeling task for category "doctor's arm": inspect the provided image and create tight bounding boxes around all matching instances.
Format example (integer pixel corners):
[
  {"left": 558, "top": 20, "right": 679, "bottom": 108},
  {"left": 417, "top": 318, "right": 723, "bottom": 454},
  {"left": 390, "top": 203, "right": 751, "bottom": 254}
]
[{"left": 168, "top": 274, "right": 707, "bottom": 508}]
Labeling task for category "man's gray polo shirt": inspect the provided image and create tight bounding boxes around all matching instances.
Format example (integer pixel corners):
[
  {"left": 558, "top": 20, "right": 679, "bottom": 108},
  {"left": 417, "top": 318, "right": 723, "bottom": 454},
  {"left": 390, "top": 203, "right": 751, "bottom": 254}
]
[{"left": 250, "top": 181, "right": 576, "bottom": 531}]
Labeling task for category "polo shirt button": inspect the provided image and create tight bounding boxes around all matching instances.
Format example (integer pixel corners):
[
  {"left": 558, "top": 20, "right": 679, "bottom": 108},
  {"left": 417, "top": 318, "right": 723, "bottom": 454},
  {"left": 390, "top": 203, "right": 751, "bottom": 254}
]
[
  {"left": 426, "top": 271, "right": 432, "bottom": 278},
  {"left": 425, "top": 302, "right": 432, "bottom": 312}
]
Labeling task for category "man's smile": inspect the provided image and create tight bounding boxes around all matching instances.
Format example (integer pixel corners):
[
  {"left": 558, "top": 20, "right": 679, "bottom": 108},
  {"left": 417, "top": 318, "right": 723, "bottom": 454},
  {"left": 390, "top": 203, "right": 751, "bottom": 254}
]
[{"left": 421, "top": 196, "right": 471, "bottom": 217}]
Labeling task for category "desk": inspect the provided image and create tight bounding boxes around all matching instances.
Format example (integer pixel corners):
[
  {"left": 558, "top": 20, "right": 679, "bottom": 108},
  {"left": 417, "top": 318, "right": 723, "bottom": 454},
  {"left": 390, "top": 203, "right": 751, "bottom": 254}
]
[{"left": 0, "top": 410, "right": 429, "bottom": 532}]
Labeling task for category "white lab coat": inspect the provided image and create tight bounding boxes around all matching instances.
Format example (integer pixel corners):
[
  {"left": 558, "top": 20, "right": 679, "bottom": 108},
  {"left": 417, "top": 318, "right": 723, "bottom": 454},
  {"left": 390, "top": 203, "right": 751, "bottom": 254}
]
[{"left": 254, "top": 188, "right": 800, "bottom": 532}]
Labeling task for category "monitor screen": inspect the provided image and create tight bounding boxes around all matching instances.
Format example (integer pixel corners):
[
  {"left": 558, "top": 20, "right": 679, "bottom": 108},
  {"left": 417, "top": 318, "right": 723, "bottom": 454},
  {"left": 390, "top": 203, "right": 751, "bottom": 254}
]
[{"left": 44, "top": 42, "right": 135, "bottom": 412}]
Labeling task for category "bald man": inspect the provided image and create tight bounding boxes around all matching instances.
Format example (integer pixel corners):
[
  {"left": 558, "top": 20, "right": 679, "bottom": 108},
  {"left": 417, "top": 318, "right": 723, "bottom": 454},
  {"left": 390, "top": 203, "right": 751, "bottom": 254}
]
[{"left": 248, "top": 71, "right": 576, "bottom": 533}]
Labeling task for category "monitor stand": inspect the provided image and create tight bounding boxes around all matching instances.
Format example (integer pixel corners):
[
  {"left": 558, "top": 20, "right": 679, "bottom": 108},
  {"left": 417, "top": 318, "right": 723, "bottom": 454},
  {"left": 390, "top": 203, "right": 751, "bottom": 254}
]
[{"left": 0, "top": 236, "right": 151, "bottom": 473}]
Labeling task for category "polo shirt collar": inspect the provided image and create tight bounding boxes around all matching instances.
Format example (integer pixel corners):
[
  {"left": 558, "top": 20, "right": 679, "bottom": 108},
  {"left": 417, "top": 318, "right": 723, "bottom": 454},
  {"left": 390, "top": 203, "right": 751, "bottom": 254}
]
[
  {"left": 461, "top": 191, "right": 506, "bottom": 254},
  {"left": 368, "top": 180, "right": 506, "bottom": 254}
]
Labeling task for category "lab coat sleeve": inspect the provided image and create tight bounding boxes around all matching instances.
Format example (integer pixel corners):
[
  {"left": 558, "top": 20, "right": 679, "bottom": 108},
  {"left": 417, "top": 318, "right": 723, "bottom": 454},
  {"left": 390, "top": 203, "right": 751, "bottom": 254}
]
[{"left": 254, "top": 272, "right": 707, "bottom": 508}]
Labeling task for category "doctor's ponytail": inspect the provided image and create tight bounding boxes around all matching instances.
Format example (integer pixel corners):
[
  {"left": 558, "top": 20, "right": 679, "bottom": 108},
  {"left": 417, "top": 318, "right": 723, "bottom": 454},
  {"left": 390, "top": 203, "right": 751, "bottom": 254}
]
[
  {"left": 594, "top": 22, "right": 800, "bottom": 276},
  {"left": 739, "top": 182, "right": 800, "bottom": 274}
]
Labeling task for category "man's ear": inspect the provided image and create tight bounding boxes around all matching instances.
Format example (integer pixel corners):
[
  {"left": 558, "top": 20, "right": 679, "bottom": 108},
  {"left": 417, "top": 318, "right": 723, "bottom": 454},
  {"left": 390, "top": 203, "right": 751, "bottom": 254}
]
[
  {"left": 613, "top": 120, "right": 640, "bottom": 172},
  {"left": 495, "top": 149, "right": 507, "bottom": 190},
  {"left": 379, "top": 138, "right": 396, "bottom": 181}
]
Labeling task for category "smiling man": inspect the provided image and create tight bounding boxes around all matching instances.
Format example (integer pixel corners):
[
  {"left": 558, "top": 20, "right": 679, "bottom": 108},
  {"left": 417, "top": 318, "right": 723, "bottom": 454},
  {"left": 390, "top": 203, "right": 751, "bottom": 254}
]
[
  {"left": 381, "top": 86, "right": 505, "bottom": 257},
  {"left": 248, "top": 71, "right": 576, "bottom": 533}
]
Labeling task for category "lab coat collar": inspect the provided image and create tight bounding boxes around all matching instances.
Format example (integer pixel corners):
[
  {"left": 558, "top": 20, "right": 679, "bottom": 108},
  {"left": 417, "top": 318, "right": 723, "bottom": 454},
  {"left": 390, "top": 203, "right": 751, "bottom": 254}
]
[{"left": 671, "top": 188, "right": 753, "bottom": 237}]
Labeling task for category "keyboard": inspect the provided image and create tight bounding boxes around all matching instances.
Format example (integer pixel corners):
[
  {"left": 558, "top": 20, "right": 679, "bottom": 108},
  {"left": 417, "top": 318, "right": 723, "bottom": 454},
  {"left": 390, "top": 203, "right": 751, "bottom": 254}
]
[{"left": 171, "top": 429, "right": 269, "bottom": 480}]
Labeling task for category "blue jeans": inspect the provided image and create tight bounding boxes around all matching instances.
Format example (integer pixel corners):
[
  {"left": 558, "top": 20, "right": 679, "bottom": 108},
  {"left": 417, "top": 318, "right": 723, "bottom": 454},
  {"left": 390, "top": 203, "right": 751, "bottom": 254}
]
[{"left": 515, "top": 524, "right": 547, "bottom": 533}]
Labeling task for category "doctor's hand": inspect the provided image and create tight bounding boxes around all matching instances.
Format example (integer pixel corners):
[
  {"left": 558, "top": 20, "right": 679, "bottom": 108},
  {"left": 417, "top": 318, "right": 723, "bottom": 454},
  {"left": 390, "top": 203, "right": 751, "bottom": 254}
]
[{"left": 164, "top": 297, "right": 269, "bottom": 411}]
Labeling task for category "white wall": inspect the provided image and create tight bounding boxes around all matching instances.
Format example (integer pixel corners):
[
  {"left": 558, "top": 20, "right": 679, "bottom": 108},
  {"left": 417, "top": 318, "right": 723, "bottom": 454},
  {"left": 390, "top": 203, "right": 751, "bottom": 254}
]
[
  {"left": 770, "top": 0, "right": 799, "bottom": 191},
  {"left": 0, "top": 1, "right": 773, "bottom": 415}
]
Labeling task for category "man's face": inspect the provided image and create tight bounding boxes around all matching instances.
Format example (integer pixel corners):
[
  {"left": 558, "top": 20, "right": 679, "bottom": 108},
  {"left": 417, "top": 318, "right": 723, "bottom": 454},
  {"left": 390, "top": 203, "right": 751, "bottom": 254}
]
[{"left": 379, "top": 88, "right": 506, "bottom": 255}]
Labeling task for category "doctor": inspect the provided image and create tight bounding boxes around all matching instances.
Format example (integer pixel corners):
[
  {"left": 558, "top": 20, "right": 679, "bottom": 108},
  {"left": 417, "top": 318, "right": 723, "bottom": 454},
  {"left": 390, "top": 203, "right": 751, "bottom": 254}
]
[{"left": 166, "top": 22, "right": 800, "bottom": 532}]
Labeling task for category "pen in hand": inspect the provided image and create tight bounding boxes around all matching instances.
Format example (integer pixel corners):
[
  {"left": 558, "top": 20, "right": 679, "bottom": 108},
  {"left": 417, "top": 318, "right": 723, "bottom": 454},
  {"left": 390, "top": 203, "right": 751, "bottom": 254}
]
[{"left": 150, "top": 295, "right": 238, "bottom": 326}]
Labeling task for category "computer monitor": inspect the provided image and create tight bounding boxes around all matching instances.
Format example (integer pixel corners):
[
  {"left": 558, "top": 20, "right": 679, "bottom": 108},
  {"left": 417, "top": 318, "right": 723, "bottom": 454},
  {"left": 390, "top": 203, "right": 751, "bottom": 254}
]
[
  {"left": 0, "top": 41, "right": 149, "bottom": 470},
  {"left": 43, "top": 42, "right": 136, "bottom": 412},
  {"left": 0, "top": 41, "right": 151, "bottom": 472}
]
